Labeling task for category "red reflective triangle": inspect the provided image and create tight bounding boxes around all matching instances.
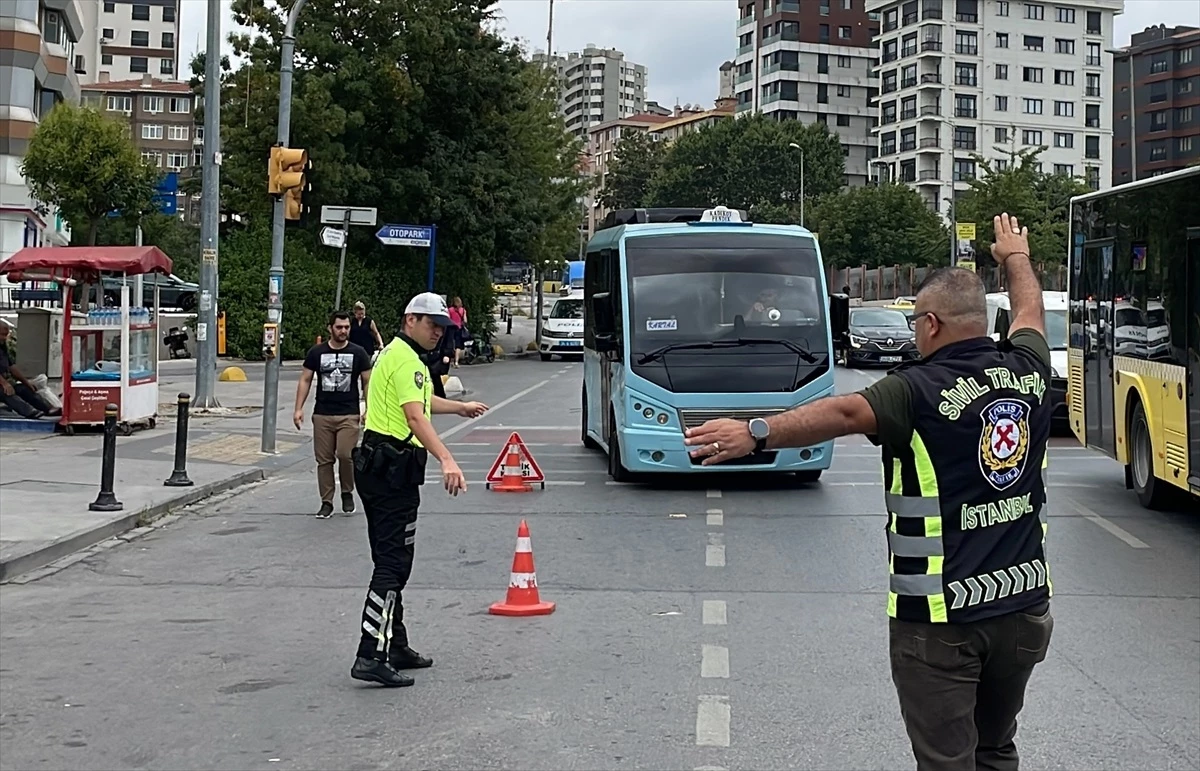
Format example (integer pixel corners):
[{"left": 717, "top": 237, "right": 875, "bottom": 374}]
[{"left": 484, "top": 432, "right": 545, "bottom": 483}]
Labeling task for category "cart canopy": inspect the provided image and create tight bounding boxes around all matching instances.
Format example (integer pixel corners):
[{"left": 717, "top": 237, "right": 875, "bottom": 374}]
[{"left": 1, "top": 246, "right": 173, "bottom": 282}]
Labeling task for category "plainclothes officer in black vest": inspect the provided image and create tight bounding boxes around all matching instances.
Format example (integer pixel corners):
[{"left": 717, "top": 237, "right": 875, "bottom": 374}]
[
  {"left": 684, "top": 214, "right": 1054, "bottom": 771},
  {"left": 349, "top": 301, "right": 384, "bottom": 358},
  {"left": 351, "top": 292, "right": 488, "bottom": 687}
]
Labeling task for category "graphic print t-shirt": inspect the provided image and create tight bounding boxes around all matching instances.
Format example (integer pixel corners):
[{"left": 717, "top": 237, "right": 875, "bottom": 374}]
[{"left": 303, "top": 341, "right": 372, "bottom": 416}]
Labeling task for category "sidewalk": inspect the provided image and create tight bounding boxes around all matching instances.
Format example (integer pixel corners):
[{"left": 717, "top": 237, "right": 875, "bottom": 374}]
[{"left": 0, "top": 362, "right": 314, "bottom": 582}]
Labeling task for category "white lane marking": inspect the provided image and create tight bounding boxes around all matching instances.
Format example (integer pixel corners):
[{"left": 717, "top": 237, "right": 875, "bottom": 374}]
[
  {"left": 440, "top": 381, "right": 553, "bottom": 439},
  {"left": 705, "top": 544, "right": 726, "bottom": 567},
  {"left": 706, "top": 510, "right": 724, "bottom": 526},
  {"left": 707, "top": 489, "right": 722, "bottom": 499},
  {"left": 1065, "top": 497, "right": 1151, "bottom": 548},
  {"left": 701, "top": 644, "right": 730, "bottom": 678},
  {"left": 702, "top": 600, "right": 727, "bottom": 625},
  {"left": 550, "top": 374, "right": 560, "bottom": 379},
  {"left": 695, "top": 695, "right": 731, "bottom": 747}
]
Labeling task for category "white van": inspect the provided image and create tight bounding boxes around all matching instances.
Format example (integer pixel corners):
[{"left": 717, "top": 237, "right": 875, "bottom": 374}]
[
  {"left": 985, "top": 291, "right": 1068, "bottom": 428},
  {"left": 539, "top": 289, "right": 584, "bottom": 361}
]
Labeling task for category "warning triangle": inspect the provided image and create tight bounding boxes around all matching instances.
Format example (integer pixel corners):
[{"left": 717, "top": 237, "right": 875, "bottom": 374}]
[{"left": 485, "top": 432, "right": 546, "bottom": 483}]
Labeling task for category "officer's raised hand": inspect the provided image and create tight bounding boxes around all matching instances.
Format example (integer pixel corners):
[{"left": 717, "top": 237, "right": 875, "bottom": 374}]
[
  {"left": 456, "top": 401, "right": 489, "bottom": 418},
  {"left": 684, "top": 419, "right": 756, "bottom": 465},
  {"left": 991, "top": 212, "right": 1030, "bottom": 264}
]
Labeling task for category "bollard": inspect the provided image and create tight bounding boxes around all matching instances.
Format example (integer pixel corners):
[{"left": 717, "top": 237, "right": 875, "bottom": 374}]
[
  {"left": 500, "top": 306, "right": 508, "bottom": 321},
  {"left": 164, "top": 392, "right": 195, "bottom": 487},
  {"left": 89, "top": 404, "right": 123, "bottom": 512},
  {"left": 506, "top": 314, "right": 513, "bottom": 335}
]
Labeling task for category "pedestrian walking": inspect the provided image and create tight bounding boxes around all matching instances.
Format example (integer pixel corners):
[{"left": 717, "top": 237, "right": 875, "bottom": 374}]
[
  {"left": 293, "top": 311, "right": 373, "bottom": 518},
  {"left": 448, "top": 296, "right": 467, "bottom": 367},
  {"left": 350, "top": 291, "right": 489, "bottom": 687},
  {"left": 349, "top": 301, "right": 384, "bottom": 358},
  {"left": 684, "top": 213, "right": 1055, "bottom": 771}
]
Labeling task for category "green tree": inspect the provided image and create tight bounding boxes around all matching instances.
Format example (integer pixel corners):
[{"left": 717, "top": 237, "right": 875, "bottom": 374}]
[
  {"left": 811, "top": 183, "right": 950, "bottom": 269},
  {"left": 20, "top": 102, "right": 162, "bottom": 245},
  {"left": 647, "top": 114, "right": 844, "bottom": 212},
  {"left": 205, "top": 0, "right": 582, "bottom": 358},
  {"left": 97, "top": 214, "right": 202, "bottom": 281},
  {"left": 955, "top": 145, "right": 1089, "bottom": 269},
  {"left": 598, "top": 131, "right": 666, "bottom": 209}
]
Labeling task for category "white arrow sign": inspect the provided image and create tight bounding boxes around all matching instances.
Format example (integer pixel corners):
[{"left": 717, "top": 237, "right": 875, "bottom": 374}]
[{"left": 321, "top": 226, "right": 346, "bottom": 249}]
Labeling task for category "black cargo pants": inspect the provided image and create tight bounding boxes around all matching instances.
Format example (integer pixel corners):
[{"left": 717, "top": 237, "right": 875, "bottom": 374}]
[
  {"left": 352, "top": 448, "right": 421, "bottom": 662},
  {"left": 889, "top": 602, "right": 1054, "bottom": 771}
]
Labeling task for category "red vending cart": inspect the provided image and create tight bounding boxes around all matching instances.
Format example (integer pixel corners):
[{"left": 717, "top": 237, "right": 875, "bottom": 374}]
[{"left": 2, "top": 246, "right": 173, "bottom": 433}]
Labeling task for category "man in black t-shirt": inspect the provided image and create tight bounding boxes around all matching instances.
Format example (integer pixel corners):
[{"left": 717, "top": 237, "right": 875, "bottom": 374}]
[{"left": 294, "top": 311, "right": 373, "bottom": 518}]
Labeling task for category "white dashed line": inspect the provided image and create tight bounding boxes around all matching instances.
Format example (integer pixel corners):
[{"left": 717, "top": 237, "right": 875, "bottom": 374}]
[
  {"left": 701, "top": 644, "right": 730, "bottom": 678},
  {"left": 705, "top": 543, "right": 726, "bottom": 567},
  {"left": 706, "top": 489, "right": 722, "bottom": 499},
  {"left": 706, "top": 508, "right": 724, "bottom": 526},
  {"left": 695, "top": 695, "right": 731, "bottom": 747},
  {"left": 702, "top": 600, "right": 727, "bottom": 625},
  {"left": 1065, "top": 497, "right": 1151, "bottom": 548},
  {"left": 439, "top": 382, "right": 553, "bottom": 439}
]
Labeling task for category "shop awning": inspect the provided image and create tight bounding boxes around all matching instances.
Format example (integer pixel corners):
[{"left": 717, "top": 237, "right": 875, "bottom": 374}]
[{"left": 1, "top": 246, "right": 174, "bottom": 282}]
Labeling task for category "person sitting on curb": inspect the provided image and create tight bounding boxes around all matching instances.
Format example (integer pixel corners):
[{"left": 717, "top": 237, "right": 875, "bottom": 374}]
[{"left": 0, "top": 319, "right": 61, "bottom": 419}]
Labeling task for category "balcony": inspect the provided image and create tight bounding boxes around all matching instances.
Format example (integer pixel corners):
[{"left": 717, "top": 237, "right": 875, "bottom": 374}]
[
  {"left": 736, "top": 100, "right": 753, "bottom": 113},
  {"left": 902, "top": 45, "right": 917, "bottom": 57},
  {"left": 738, "top": 43, "right": 754, "bottom": 55},
  {"left": 955, "top": 44, "right": 978, "bottom": 55},
  {"left": 923, "top": 8, "right": 944, "bottom": 19},
  {"left": 918, "top": 137, "right": 941, "bottom": 149},
  {"left": 902, "top": 77, "right": 917, "bottom": 88},
  {"left": 919, "top": 73, "right": 942, "bottom": 85},
  {"left": 921, "top": 40, "right": 943, "bottom": 51},
  {"left": 881, "top": 145, "right": 897, "bottom": 156},
  {"left": 919, "top": 105, "right": 942, "bottom": 116},
  {"left": 917, "top": 170, "right": 941, "bottom": 182},
  {"left": 737, "top": 14, "right": 755, "bottom": 29},
  {"left": 772, "top": 0, "right": 800, "bottom": 13},
  {"left": 882, "top": 51, "right": 899, "bottom": 63},
  {"left": 900, "top": 140, "right": 917, "bottom": 151},
  {"left": 736, "top": 71, "right": 754, "bottom": 84},
  {"left": 955, "top": 76, "right": 978, "bottom": 87},
  {"left": 953, "top": 171, "right": 976, "bottom": 182},
  {"left": 953, "top": 139, "right": 977, "bottom": 150},
  {"left": 956, "top": 12, "right": 978, "bottom": 22},
  {"left": 881, "top": 113, "right": 898, "bottom": 125},
  {"left": 762, "top": 61, "right": 800, "bottom": 76},
  {"left": 882, "top": 82, "right": 898, "bottom": 94},
  {"left": 764, "top": 27, "right": 801, "bottom": 45},
  {"left": 954, "top": 107, "right": 977, "bottom": 118},
  {"left": 901, "top": 108, "right": 917, "bottom": 120}
]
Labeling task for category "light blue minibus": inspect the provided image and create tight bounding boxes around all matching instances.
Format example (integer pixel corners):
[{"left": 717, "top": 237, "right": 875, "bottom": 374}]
[{"left": 581, "top": 206, "right": 840, "bottom": 482}]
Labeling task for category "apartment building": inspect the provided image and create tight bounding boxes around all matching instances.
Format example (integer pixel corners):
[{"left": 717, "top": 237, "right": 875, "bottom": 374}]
[
  {"left": 81, "top": 75, "right": 199, "bottom": 220},
  {"left": 1111, "top": 25, "right": 1200, "bottom": 185},
  {"left": 0, "top": 0, "right": 83, "bottom": 272},
  {"left": 583, "top": 112, "right": 674, "bottom": 236},
  {"left": 76, "top": 0, "right": 181, "bottom": 85},
  {"left": 734, "top": 0, "right": 880, "bottom": 186},
  {"left": 868, "top": 0, "right": 1123, "bottom": 217},
  {"left": 533, "top": 45, "right": 649, "bottom": 139}
]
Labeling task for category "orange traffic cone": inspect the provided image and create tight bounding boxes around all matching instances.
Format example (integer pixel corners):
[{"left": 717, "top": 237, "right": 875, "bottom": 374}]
[
  {"left": 492, "top": 440, "right": 532, "bottom": 493},
  {"left": 489, "top": 520, "right": 556, "bottom": 616}
]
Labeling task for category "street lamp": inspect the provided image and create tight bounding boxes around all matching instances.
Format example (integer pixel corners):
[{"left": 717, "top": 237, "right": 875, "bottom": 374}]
[{"left": 788, "top": 142, "right": 805, "bottom": 227}]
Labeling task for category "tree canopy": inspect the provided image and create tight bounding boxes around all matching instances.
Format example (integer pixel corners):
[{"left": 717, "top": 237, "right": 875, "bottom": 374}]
[
  {"left": 597, "top": 131, "right": 665, "bottom": 210},
  {"left": 955, "top": 145, "right": 1090, "bottom": 269},
  {"left": 20, "top": 102, "right": 162, "bottom": 245},
  {"left": 198, "top": 0, "right": 584, "bottom": 358},
  {"left": 810, "top": 183, "right": 950, "bottom": 269}
]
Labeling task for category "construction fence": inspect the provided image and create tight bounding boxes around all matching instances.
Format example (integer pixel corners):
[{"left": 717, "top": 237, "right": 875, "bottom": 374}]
[{"left": 828, "top": 263, "right": 1069, "bottom": 302}]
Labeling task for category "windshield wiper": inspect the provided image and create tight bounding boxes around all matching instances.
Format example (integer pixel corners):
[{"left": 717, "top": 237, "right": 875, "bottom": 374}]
[{"left": 637, "top": 338, "right": 817, "bottom": 365}]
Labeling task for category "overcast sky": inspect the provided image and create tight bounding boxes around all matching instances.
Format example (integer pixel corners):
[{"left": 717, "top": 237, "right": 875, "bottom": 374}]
[{"left": 180, "top": 0, "right": 1200, "bottom": 107}]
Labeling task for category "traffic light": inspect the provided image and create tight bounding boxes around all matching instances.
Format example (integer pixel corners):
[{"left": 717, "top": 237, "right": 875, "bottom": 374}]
[{"left": 267, "top": 145, "right": 311, "bottom": 221}]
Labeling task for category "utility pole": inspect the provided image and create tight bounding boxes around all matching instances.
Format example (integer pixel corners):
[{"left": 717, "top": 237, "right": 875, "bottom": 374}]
[
  {"left": 534, "top": 0, "right": 555, "bottom": 347},
  {"left": 194, "top": 0, "right": 222, "bottom": 408},
  {"left": 260, "top": 0, "right": 309, "bottom": 454}
]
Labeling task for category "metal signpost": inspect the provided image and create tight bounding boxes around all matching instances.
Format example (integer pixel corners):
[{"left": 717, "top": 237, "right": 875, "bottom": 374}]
[
  {"left": 375, "top": 224, "right": 438, "bottom": 291},
  {"left": 319, "top": 205, "right": 377, "bottom": 311},
  {"left": 194, "top": 0, "right": 222, "bottom": 410}
]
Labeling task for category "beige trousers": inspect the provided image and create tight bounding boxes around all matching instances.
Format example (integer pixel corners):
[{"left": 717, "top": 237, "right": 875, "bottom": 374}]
[{"left": 312, "top": 413, "right": 360, "bottom": 502}]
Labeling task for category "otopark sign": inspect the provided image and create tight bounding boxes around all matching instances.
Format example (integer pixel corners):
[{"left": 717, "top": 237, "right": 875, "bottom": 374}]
[{"left": 376, "top": 224, "right": 439, "bottom": 291}]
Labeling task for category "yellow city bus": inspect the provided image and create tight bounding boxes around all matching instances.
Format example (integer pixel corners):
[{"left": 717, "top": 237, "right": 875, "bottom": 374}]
[{"left": 1066, "top": 166, "right": 1200, "bottom": 510}]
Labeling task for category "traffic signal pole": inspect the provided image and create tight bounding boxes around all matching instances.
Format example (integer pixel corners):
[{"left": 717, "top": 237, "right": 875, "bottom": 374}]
[
  {"left": 261, "top": 0, "right": 309, "bottom": 454},
  {"left": 193, "top": 0, "right": 222, "bottom": 409}
]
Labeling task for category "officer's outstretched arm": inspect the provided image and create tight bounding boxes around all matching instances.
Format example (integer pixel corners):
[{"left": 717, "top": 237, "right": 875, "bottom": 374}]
[
  {"left": 992, "top": 213, "right": 1045, "bottom": 337},
  {"left": 762, "top": 393, "right": 878, "bottom": 449},
  {"left": 401, "top": 402, "right": 455, "bottom": 464}
]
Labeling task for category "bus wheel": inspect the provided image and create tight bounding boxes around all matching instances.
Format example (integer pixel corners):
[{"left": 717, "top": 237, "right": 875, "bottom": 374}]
[
  {"left": 1129, "top": 400, "right": 1174, "bottom": 510},
  {"left": 581, "top": 390, "right": 599, "bottom": 450},
  {"left": 608, "top": 417, "right": 633, "bottom": 483}
]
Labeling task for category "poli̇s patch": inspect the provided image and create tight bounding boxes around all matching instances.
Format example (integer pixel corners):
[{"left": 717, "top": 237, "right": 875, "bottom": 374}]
[
  {"left": 978, "top": 398, "right": 1031, "bottom": 490},
  {"left": 414, "top": 371, "right": 425, "bottom": 390}
]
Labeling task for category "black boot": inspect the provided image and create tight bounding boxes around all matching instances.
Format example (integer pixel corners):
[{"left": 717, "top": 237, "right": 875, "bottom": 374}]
[
  {"left": 390, "top": 645, "right": 434, "bottom": 670},
  {"left": 351, "top": 657, "right": 414, "bottom": 687}
]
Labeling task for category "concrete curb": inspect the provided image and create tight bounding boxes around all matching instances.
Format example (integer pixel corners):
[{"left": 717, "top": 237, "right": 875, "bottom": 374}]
[{"left": 0, "top": 468, "right": 266, "bottom": 583}]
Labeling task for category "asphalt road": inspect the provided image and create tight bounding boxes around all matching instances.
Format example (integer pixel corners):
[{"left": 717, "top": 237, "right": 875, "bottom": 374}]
[{"left": 1, "top": 357, "right": 1197, "bottom": 771}]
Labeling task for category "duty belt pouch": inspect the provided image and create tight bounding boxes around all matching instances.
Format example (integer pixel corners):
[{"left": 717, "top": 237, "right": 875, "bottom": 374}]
[
  {"left": 376, "top": 444, "right": 416, "bottom": 489},
  {"left": 410, "top": 447, "right": 429, "bottom": 485},
  {"left": 352, "top": 444, "right": 376, "bottom": 475}
]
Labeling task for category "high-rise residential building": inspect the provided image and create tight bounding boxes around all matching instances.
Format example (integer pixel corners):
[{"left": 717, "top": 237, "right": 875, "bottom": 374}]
[
  {"left": 1111, "top": 25, "right": 1200, "bottom": 185},
  {"left": 0, "top": 0, "right": 83, "bottom": 275},
  {"left": 868, "top": 0, "right": 1124, "bottom": 218},
  {"left": 733, "top": 0, "right": 881, "bottom": 186},
  {"left": 533, "top": 45, "right": 649, "bottom": 139},
  {"left": 76, "top": 0, "right": 182, "bottom": 85},
  {"left": 80, "top": 75, "right": 200, "bottom": 221}
]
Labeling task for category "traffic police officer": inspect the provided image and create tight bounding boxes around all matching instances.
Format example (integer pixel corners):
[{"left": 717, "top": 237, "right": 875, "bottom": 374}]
[
  {"left": 685, "top": 214, "right": 1054, "bottom": 771},
  {"left": 350, "top": 291, "right": 488, "bottom": 687}
]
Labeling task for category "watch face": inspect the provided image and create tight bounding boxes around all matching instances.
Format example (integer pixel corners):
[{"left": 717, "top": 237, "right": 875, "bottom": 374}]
[{"left": 749, "top": 418, "right": 769, "bottom": 439}]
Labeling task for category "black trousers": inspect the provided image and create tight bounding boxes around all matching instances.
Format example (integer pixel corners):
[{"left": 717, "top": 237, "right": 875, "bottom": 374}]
[
  {"left": 889, "top": 603, "right": 1054, "bottom": 771},
  {"left": 353, "top": 459, "right": 421, "bottom": 661}
]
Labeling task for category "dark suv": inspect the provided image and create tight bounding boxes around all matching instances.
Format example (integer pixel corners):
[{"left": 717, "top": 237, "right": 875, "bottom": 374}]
[{"left": 841, "top": 307, "right": 920, "bottom": 367}]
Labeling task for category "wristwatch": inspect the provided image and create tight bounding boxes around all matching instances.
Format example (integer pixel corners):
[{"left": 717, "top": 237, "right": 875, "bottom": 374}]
[{"left": 748, "top": 418, "right": 770, "bottom": 453}]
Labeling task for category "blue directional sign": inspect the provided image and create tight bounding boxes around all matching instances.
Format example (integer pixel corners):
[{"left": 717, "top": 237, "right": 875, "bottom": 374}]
[
  {"left": 151, "top": 171, "right": 179, "bottom": 215},
  {"left": 376, "top": 224, "right": 433, "bottom": 248}
]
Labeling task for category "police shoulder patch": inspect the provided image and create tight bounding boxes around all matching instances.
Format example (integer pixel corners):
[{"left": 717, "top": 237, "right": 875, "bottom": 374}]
[
  {"left": 414, "top": 371, "right": 425, "bottom": 390},
  {"left": 978, "top": 397, "right": 1031, "bottom": 491}
]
